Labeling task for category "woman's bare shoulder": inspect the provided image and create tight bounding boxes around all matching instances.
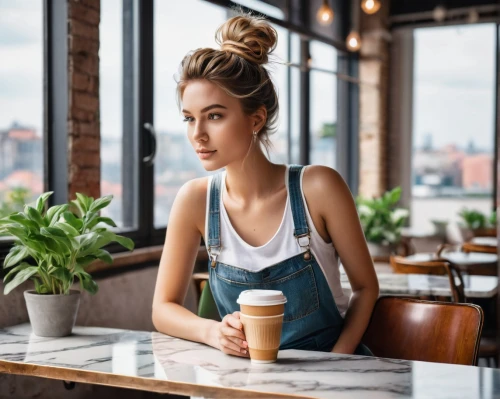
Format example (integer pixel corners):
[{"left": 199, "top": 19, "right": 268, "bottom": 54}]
[{"left": 172, "top": 176, "right": 211, "bottom": 233}]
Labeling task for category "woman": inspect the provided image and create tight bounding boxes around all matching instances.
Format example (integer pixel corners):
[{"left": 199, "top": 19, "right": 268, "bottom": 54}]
[{"left": 152, "top": 13, "right": 379, "bottom": 358}]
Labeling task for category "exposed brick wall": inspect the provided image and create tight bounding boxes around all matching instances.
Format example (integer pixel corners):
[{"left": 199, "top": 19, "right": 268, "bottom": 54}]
[
  {"left": 358, "top": 4, "right": 390, "bottom": 198},
  {"left": 67, "top": 0, "right": 101, "bottom": 200}
]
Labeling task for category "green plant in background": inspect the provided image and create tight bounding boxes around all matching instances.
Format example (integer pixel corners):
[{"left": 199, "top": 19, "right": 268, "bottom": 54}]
[
  {"left": 0, "top": 192, "right": 134, "bottom": 296},
  {"left": 0, "top": 187, "right": 31, "bottom": 219},
  {"left": 458, "top": 208, "right": 497, "bottom": 231},
  {"left": 356, "top": 186, "right": 409, "bottom": 245},
  {"left": 489, "top": 210, "right": 497, "bottom": 228},
  {"left": 319, "top": 122, "right": 337, "bottom": 138},
  {"left": 458, "top": 208, "right": 488, "bottom": 230}
]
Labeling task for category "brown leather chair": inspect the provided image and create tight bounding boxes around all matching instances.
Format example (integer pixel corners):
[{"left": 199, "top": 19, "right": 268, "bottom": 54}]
[
  {"left": 462, "top": 242, "right": 497, "bottom": 255},
  {"left": 390, "top": 255, "right": 497, "bottom": 366},
  {"left": 362, "top": 296, "right": 483, "bottom": 366},
  {"left": 390, "top": 255, "right": 465, "bottom": 303}
]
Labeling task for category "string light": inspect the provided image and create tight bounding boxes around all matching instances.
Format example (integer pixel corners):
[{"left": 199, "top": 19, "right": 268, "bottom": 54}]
[
  {"left": 316, "top": 0, "right": 334, "bottom": 26},
  {"left": 361, "top": 0, "right": 381, "bottom": 15},
  {"left": 346, "top": 31, "right": 361, "bottom": 52}
]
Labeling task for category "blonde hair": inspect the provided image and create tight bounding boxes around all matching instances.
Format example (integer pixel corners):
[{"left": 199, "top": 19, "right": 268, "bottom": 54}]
[{"left": 176, "top": 12, "right": 279, "bottom": 154}]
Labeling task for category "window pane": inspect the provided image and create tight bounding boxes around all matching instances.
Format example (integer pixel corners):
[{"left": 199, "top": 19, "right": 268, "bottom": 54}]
[
  {"left": 232, "top": 0, "right": 284, "bottom": 19},
  {"left": 268, "top": 23, "right": 288, "bottom": 164},
  {"left": 100, "top": 0, "right": 134, "bottom": 229},
  {"left": 154, "top": 0, "right": 227, "bottom": 228},
  {"left": 310, "top": 68, "right": 337, "bottom": 167},
  {"left": 0, "top": 0, "right": 44, "bottom": 218},
  {"left": 310, "top": 40, "right": 337, "bottom": 72},
  {"left": 411, "top": 25, "right": 495, "bottom": 235}
]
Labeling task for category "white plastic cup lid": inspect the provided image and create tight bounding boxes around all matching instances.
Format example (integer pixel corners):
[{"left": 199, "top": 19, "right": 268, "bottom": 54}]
[{"left": 237, "top": 290, "right": 287, "bottom": 306}]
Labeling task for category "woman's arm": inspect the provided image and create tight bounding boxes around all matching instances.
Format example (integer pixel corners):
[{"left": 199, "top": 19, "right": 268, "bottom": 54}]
[
  {"left": 152, "top": 178, "right": 249, "bottom": 357},
  {"left": 303, "top": 166, "right": 379, "bottom": 354},
  {"left": 152, "top": 178, "right": 214, "bottom": 343}
]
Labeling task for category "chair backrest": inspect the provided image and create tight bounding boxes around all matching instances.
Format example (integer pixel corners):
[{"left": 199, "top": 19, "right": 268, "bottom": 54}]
[
  {"left": 462, "top": 242, "right": 497, "bottom": 254},
  {"left": 362, "top": 297, "right": 484, "bottom": 366},
  {"left": 390, "top": 255, "right": 466, "bottom": 303}
]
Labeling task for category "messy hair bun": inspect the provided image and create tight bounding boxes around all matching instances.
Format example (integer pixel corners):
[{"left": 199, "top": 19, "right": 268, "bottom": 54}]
[{"left": 216, "top": 15, "right": 277, "bottom": 65}]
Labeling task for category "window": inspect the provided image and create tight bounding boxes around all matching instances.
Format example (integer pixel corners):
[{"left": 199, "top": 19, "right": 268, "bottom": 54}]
[
  {"left": 231, "top": 0, "right": 284, "bottom": 19},
  {"left": 153, "top": 0, "right": 227, "bottom": 228},
  {"left": 100, "top": 0, "right": 135, "bottom": 229},
  {"left": 267, "top": 23, "right": 288, "bottom": 164},
  {"left": 309, "top": 41, "right": 337, "bottom": 168},
  {"left": 0, "top": 1, "right": 44, "bottom": 218},
  {"left": 411, "top": 24, "right": 496, "bottom": 233}
]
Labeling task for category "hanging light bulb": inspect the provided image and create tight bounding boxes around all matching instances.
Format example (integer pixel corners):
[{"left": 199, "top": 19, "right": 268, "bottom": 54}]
[
  {"left": 316, "top": 0, "right": 334, "bottom": 26},
  {"left": 432, "top": 5, "right": 447, "bottom": 22},
  {"left": 361, "top": 0, "right": 381, "bottom": 15},
  {"left": 346, "top": 31, "right": 361, "bottom": 52},
  {"left": 467, "top": 9, "right": 479, "bottom": 24}
]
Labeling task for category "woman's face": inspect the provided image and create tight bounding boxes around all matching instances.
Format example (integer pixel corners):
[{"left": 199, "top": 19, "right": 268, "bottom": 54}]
[{"left": 181, "top": 79, "right": 254, "bottom": 171}]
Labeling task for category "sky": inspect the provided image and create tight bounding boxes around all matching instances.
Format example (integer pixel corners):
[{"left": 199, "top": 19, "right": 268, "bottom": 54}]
[{"left": 0, "top": 0, "right": 496, "bottom": 154}]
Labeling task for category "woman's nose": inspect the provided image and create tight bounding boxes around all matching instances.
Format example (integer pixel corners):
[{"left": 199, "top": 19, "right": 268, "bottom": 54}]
[{"left": 192, "top": 122, "right": 207, "bottom": 142}]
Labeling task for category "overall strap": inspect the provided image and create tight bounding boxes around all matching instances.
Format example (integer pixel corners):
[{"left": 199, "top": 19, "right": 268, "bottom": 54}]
[
  {"left": 207, "top": 173, "right": 223, "bottom": 267},
  {"left": 288, "top": 165, "right": 312, "bottom": 259}
]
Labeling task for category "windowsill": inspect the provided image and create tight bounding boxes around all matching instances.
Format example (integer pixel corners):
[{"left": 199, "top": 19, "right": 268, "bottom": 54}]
[{"left": 86, "top": 245, "right": 209, "bottom": 274}]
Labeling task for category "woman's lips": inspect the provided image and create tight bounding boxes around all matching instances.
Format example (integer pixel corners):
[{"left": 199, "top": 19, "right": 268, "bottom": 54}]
[{"left": 198, "top": 150, "right": 217, "bottom": 160}]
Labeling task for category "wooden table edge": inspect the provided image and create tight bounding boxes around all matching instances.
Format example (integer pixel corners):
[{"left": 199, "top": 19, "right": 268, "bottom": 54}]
[{"left": 0, "top": 359, "right": 313, "bottom": 399}]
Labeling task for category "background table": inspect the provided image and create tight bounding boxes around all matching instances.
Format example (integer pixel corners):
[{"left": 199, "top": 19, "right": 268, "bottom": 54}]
[{"left": 1, "top": 323, "right": 499, "bottom": 399}]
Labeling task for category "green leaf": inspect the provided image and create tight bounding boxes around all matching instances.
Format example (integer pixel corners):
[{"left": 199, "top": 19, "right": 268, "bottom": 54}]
[
  {"left": 82, "top": 278, "right": 98, "bottom": 295},
  {"left": 40, "top": 227, "right": 72, "bottom": 252},
  {"left": 89, "top": 195, "right": 113, "bottom": 213},
  {"left": 388, "top": 187, "right": 401, "bottom": 205},
  {"left": 3, "top": 262, "right": 33, "bottom": 283},
  {"left": 5, "top": 226, "right": 27, "bottom": 240},
  {"left": 83, "top": 211, "right": 99, "bottom": 231},
  {"left": 75, "top": 256, "right": 97, "bottom": 267},
  {"left": 95, "top": 249, "right": 113, "bottom": 264},
  {"left": 75, "top": 193, "right": 89, "bottom": 214},
  {"left": 62, "top": 211, "right": 83, "bottom": 231},
  {"left": 50, "top": 267, "right": 72, "bottom": 284},
  {"left": 53, "top": 221, "right": 80, "bottom": 237},
  {"left": 113, "top": 235, "right": 135, "bottom": 251},
  {"left": 7, "top": 213, "right": 39, "bottom": 232},
  {"left": 3, "top": 267, "right": 38, "bottom": 295},
  {"left": 45, "top": 204, "right": 69, "bottom": 226},
  {"left": 4, "top": 246, "right": 29, "bottom": 269},
  {"left": 76, "top": 271, "right": 98, "bottom": 295},
  {"left": 35, "top": 192, "right": 53, "bottom": 214},
  {"left": 25, "top": 206, "right": 47, "bottom": 227},
  {"left": 92, "top": 217, "right": 117, "bottom": 229}
]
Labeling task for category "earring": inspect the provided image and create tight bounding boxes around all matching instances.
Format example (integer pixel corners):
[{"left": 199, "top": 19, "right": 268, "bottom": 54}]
[{"left": 253, "top": 131, "right": 257, "bottom": 142}]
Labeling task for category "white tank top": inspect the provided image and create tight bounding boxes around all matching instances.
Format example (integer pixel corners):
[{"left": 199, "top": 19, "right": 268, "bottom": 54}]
[{"left": 205, "top": 165, "right": 349, "bottom": 317}]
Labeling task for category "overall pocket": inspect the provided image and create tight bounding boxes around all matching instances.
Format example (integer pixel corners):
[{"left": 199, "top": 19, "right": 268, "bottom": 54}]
[{"left": 214, "top": 263, "right": 320, "bottom": 323}]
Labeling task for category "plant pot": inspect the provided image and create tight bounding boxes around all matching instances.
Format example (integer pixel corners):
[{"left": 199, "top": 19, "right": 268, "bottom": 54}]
[
  {"left": 367, "top": 242, "right": 393, "bottom": 259},
  {"left": 24, "top": 290, "right": 80, "bottom": 337}
]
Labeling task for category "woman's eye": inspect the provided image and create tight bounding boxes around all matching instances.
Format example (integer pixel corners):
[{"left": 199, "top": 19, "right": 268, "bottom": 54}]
[
  {"left": 209, "top": 113, "right": 221, "bottom": 120},
  {"left": 182, "top": 116, "right": 194, "bottom": 122}
]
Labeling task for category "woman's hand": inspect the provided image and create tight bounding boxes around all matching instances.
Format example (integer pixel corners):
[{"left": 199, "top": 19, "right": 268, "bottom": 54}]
[{"left": 208, "top": 311, "right": 249, "bottom": 357}]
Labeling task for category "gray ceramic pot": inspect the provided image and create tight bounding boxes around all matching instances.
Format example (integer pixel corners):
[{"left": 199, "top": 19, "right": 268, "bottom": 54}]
[{"left": 24, "top": 290, "right": 80, "bottom": 337}]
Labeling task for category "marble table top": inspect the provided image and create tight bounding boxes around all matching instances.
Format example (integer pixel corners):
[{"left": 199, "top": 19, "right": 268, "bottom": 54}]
[
  {"left": 471, "top": 237, "right": 497, "bottom": 247},
  {"left": 405, "top": 252, "right": 498, "bottom": 266},
  {"left": 0, "top": 323, "right": 498, "bottom": 399},
  {"left": 340, "top": 272, "right": 497, "bottom": 298}
]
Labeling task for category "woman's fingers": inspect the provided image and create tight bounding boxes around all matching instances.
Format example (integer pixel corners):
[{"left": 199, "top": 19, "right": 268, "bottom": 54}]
[{"left": 225, "top": 312, "right": 243, "bottom": 330}]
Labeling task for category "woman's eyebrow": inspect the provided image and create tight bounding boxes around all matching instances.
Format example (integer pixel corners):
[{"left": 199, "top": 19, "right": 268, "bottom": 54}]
[{"left": 182, "top": 104, "right": 228, "bottom": 114}]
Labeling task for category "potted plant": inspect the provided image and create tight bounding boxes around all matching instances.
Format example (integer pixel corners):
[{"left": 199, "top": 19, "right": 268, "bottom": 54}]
[
  {"left": 458, "top": 208, "right": 496, "bottom": 238},
  {"left": 0, "top": 191, "right": 134, "bottom": 337},
  {"left": 356, "top": 187, "right": 409, "bottom": 258}
]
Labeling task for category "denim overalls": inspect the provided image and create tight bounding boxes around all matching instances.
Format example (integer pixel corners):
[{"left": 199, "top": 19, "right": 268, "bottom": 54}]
[{"left": 207, "top": 165, "right": 372, "bottom": 355}]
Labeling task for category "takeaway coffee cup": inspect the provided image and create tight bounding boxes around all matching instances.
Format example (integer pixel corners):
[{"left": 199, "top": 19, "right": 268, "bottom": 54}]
[{"left": 237, "top": 290, "right": 287, "bottom": 364}]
